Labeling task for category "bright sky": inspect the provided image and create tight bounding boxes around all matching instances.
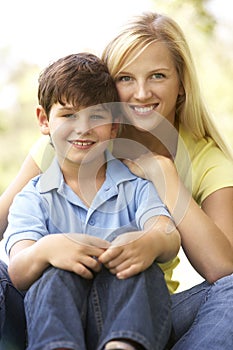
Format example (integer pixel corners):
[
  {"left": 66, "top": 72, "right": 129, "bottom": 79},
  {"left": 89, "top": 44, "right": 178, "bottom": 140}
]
[
  {"left": 0, "top": 0, "right": 156, "bottom": 109},
  {"left": 1, "top": 0, "right": 232, "bottom": 67},
  {"left": 1, "top": 0, "right": 232, "bottom": 112},
  {"left": 1, "top": 0, "right": 155, "bottom": 66}
]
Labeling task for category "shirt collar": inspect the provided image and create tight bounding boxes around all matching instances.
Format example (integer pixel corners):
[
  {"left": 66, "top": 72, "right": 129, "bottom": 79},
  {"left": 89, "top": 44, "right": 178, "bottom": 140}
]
[
  {"left": 105, "top": 150, "right": 137, "bottom": 187},
  {"left": 38, "top": 150, "right": 137, "bottom": 194},
  {"left": 38, "top": 158, "right": 63, "bottom": 193}
]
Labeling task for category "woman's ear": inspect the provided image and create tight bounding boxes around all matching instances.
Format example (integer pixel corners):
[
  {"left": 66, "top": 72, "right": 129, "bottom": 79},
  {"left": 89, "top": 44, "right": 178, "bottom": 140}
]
[
  {"left": 178, "top": 83, "right": 185, "bottom": 96},
  {"left": 36, "top": 105, "right": 50, "bottom": 135}
]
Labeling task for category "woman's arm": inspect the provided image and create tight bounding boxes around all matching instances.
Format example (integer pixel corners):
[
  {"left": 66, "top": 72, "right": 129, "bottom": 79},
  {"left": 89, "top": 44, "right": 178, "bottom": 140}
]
[
  {"left": 123, "top": 154, "right": 233, "bottom": 283},
  {"left": 177, "top": 186, "right": 233, "bottom": 283},
  {"left": 0, "top": 154, "right": 41, "bottom": 238}
]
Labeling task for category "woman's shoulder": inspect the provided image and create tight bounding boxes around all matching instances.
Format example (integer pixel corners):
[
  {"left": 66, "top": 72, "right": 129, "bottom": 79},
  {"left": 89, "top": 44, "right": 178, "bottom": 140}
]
[
  {"left": 176, "top": 124, "right": 233, "bottom": 204},
  {"left": 30, "top": 135, "right": 55, "bottom": 172},
  {"left": 178, "top": 123, "right": 232, "bottom": 163}
]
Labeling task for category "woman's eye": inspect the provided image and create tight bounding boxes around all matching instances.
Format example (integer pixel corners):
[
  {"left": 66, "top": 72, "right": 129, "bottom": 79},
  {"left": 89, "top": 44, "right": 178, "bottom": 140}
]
[
  {"left": 152, "top": 73, "right": 165, "bottom": 79},
  {"left": 117, "top": 76, "right": 132, "bottom": 82}
]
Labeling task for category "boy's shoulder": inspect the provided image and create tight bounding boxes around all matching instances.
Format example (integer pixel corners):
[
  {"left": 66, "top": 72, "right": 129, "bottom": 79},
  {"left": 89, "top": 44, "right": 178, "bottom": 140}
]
[
  {"left": 20, "top": 174, "right": 42, "bottom": 193},
  {"left": 18, "top": 158, "right": 62, "bottom": 197},
  {"left": 106, "top": 153, "right": 152, "bottom": 187}
]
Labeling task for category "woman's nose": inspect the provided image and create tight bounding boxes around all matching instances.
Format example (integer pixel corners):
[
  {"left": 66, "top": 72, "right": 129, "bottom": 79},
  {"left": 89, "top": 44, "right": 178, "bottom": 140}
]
[{"left": 133, "top": 82, "right": 153, "bottom": 101}]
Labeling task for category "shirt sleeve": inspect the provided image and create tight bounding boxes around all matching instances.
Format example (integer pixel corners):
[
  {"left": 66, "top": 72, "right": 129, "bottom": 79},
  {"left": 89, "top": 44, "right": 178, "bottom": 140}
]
[
  {"left": 177, "top": 125, "right": 233, "bottom": 205},
  {"left": 192, "top": 141, "right": 233, "bottom": 205},
  {"left": 134, "top": 180, "right": 171, "bottom": 229},
  {"left": 4, "top": 178, "right": 49, "bottom": 255}
]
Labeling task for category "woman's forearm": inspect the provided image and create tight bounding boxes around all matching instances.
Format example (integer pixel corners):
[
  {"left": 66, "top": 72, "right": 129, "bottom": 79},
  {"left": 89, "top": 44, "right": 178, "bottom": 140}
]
[
  {"left": 123, "top": 155, "right": 233, "bottom": 282},
  {"left": 177, "top": 191, "right": 233, "bottom": 283},
  {"left": 0, "top": 155, "right": 41, "bottom": 238}
]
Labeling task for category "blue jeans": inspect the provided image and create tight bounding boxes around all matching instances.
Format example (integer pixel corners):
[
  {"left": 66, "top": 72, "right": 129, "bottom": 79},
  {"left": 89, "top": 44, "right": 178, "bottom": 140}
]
[
  {"left": 25, "top": 264, "right": 171, "bottom": 350},
  {"left": 170, "top": 274, "right": 233, "bottom": 349},
  {"left": 1, "top": 259, "right": 233, "bottom": 349},
  {"left": 0, "top": 260, "right": 26, "bottom": 349}
]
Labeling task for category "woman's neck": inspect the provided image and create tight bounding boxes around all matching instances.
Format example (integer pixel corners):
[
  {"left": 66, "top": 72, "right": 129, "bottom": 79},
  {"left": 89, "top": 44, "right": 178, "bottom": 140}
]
[{"left": 114, "top": 123, "right": 178, "bottom": 159}]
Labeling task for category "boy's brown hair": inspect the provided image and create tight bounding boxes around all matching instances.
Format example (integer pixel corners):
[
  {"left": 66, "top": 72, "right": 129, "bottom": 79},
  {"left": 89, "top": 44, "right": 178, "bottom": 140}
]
[{"left": 38, "top": 53, "right": 119, "bottom": 117}]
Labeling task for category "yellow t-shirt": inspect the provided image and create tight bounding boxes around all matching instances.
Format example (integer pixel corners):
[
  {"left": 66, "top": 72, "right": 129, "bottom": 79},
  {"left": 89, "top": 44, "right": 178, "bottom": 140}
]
[
  {"left": 30, "top": 125, "right": 233, "bottom": 293},
  {"left": 176, "top": 124, "right": 233, "bottom": 204},
  {"left": 30, "top": 136, "right": 55, "bottom": 172}
]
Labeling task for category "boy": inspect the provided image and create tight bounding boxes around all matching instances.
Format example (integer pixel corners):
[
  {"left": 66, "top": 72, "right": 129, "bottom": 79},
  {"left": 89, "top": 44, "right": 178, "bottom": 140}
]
[{"left": 5, "top": 53, "right": 180, "bottom": 350}]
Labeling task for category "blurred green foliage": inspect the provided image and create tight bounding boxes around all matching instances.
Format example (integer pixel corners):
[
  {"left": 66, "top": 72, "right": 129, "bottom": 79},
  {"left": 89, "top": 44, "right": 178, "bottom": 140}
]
[
  {"left": 152, "top": 0, "right": 233, "bottom": 147},
  {"left": 0, "top": 56, "right": 41, "bottom": 192},
  {"left": 0, "top": 0, "right": 232, "bottom": 195}
]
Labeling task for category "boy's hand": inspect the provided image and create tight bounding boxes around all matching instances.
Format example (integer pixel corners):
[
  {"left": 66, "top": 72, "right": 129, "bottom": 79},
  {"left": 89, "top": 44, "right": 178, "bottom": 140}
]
[
  {"left": 8, "top": 234, "right": 110, "bottom": 290},
  {"left": 99, "top": 216, "right": 180, "bottom": 279},
  {"left": 98, "top": 231, "right": 157, "bottom": 279},
  {"left": 41, "top": 233, "right": 109, "bottom": 279}
]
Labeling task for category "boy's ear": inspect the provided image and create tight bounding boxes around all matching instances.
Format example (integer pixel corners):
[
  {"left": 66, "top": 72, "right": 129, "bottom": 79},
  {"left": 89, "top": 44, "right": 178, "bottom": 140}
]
[
  {"left": 111, "top": 118, "right": 120, "bottom": 139},
  {"left": 110, "top": 118, "right": 120, "bottom": 139},
  {"left": 36, "top": 106, "right": 50, "bottom": 135}
]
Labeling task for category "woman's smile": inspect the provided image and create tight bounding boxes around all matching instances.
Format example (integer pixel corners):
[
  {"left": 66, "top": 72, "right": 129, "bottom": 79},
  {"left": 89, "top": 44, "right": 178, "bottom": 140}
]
[
  {"left": 116, "top": 41, "right": 183, "bottom": 126},
  {"left": 129, "top": 103, "right": 159, "bottom": 116}
]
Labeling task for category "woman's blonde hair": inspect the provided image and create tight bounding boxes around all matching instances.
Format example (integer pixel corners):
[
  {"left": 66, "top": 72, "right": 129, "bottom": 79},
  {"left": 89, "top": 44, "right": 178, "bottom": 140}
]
[{"left": 102, "top": 12, "right": 232, "bottom": 159}]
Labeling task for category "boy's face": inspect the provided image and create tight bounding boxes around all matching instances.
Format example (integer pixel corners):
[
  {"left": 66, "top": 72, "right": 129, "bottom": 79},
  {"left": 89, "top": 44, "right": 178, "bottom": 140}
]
[{"left": 38, "top": 102, "right": 118, "bottom": 166}]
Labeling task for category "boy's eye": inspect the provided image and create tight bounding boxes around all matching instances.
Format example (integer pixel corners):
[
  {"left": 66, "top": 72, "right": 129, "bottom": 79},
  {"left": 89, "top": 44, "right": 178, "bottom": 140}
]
[
  {"left": 90, "top": 114, "right": 104, "bottom": 120},
  {"left": 63, "top": 113, "right": 77, "bottom": 119}
]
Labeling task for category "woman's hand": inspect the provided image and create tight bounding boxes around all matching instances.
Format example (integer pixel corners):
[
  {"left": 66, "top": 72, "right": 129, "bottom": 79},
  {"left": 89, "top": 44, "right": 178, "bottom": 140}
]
[
  {"left": 123, "top": 152, "right": 169, "bottom": 181},
  {"left": 123, "top": 153, "right": 177, "bottom": 197},
  {"left": 123, "top": 153, "right": 190, "bottom": 226}
]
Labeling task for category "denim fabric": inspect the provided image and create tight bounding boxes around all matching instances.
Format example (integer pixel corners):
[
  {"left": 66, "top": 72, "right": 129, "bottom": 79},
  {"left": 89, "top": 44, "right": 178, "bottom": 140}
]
[
  {"left": 0, "top": 260, "right": 26, "bottom": 349},
  {"left": 1, "top": 258, "right": 233, "bottom": 349},
  {"left": 24, "top": 263, "right": 171, "bottom": 350},
  {"left": 171, "top": 274, "right": 233, "bottom": 349}
]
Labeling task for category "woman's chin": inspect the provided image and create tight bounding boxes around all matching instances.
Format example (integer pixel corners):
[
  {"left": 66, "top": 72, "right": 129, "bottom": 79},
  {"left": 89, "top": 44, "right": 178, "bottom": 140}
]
[{"left": 132, "top": 117, "right": 163, "bottom": 132}]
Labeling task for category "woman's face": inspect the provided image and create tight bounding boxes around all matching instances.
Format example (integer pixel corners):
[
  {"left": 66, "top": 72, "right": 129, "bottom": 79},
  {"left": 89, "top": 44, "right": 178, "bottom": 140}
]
[{"left": 115, "top": 41, "right": 183, "bottom": 130}]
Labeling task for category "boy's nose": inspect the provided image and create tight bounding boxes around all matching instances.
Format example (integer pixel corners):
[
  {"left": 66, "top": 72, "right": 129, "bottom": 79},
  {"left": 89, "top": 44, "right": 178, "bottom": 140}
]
[{"left": 74, "top": 117, "right": 91, "bottom": 135}]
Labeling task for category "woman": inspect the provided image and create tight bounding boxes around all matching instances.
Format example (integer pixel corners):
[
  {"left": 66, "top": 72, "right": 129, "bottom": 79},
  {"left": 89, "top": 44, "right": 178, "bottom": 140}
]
[
  {"left": 101, "top": 12, "right": 233, "bottom": 349},
  {"left": 1, "top": 11, "right": 233, "bottom": 349}
]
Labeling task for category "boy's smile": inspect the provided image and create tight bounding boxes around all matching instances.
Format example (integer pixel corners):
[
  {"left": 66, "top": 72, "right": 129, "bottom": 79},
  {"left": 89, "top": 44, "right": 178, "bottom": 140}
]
[
  {"left": 44, "top": 103, "right": 118, "bottom": 168},
  {"left": 69, "top": 139, "right": 96, "bottom": 149}
]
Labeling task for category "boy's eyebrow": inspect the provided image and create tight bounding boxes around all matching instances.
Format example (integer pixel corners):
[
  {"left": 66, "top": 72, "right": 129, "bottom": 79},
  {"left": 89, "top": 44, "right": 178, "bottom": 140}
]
[
  {"left": 90, "top": 106, "right": 107, "bottom": 112},
  {"left": 57, "top": 106, "right": 75, "bottom": 112},
  {"left": 56, "top": 104, "right": 110, "bottom": 114}
]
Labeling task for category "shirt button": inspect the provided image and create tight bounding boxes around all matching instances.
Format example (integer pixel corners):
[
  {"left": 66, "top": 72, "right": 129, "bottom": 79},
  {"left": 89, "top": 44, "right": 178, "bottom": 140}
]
[{"left": 89, "top": 219, "right": 95, "bottom": 226}]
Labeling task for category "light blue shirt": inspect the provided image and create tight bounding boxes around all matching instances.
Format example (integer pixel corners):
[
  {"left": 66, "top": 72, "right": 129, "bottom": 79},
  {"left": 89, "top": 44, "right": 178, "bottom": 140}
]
[{"left": 5, "top": 151, "right": 170, "bottom": 255}]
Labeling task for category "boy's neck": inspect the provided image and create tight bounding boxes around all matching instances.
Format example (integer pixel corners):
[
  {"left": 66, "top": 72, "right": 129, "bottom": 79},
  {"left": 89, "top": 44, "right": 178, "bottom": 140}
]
[{"left": 59, "top": 156, "right": 107, "bottom": 207}]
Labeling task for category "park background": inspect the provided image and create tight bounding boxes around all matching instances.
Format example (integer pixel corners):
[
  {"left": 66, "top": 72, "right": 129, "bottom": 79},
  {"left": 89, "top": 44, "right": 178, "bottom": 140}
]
[{"left": 0, "top": 0, "right": 232, "bottom": 291}]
